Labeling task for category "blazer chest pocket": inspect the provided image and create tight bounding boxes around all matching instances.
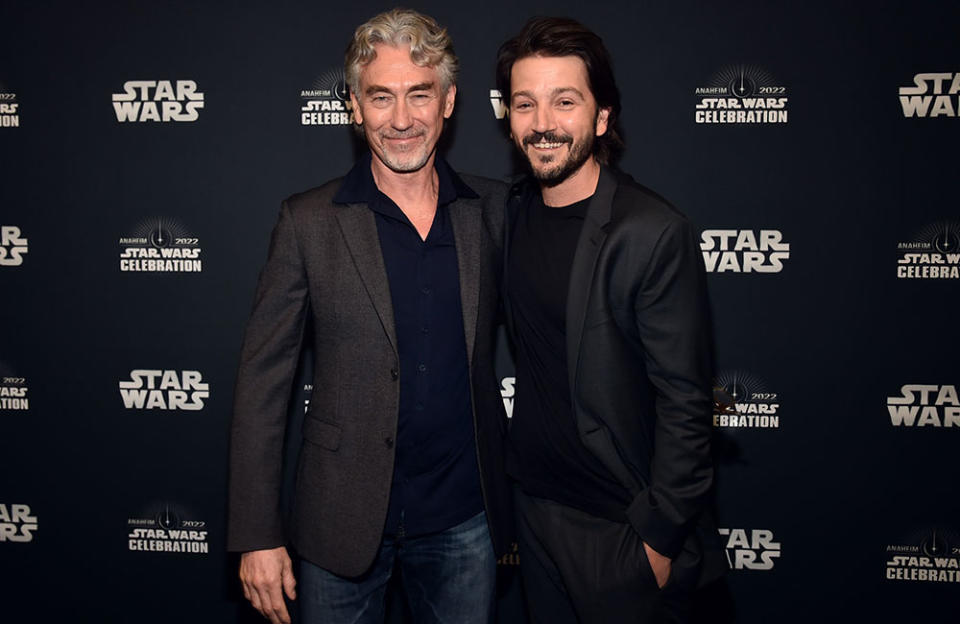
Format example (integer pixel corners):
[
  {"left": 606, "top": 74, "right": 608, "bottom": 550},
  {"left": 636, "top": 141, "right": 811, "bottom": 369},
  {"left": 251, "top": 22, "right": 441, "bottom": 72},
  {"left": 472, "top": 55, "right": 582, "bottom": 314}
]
[{"left": 303, "top": 417, "right": 342, "bottom": 451}]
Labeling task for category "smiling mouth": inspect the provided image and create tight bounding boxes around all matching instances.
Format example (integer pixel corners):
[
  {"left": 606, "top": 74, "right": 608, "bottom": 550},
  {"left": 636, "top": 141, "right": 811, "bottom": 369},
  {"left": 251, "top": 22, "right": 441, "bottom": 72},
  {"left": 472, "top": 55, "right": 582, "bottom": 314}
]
[
  {"left": 523, "top": 131, "right": 571, "bottom": 150},
  {"left": 382, "top": 135, "right": 425, "bottom": 152},
  {"left": 384, "top": 132, "right": 424, "bottom": 141}
]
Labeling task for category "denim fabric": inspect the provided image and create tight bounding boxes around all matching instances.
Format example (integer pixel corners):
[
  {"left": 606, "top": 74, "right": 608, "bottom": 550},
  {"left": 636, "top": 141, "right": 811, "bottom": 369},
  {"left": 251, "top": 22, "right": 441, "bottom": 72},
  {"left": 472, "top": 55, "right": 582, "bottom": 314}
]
[{"left": 299, "top": 511, "right": 495, "bottom": 624}]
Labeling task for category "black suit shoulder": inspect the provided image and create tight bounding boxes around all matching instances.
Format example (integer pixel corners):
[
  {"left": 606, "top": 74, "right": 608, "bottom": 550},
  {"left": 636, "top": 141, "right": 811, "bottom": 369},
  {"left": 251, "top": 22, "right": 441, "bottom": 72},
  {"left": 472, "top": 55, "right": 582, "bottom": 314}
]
[
  {"left": 458, "top": 172, "right": 508, "bottom": 195},
  {"left": 457, "top": 172, "right": 508, "bottom": 247},
  {"left": 457, "top": 172, "right": 508, "bottom": 213},
  {"left": 608, "top": 170, "right": 699, "bottom": 259},
  {"left": 610, "top": 170, "right": 690, "bottom": 229}
]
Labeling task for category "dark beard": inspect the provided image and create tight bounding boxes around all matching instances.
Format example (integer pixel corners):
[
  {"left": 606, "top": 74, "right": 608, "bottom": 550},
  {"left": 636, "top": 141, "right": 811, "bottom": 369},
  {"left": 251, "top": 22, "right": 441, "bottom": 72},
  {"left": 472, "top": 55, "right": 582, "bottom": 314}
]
[{"left": 522, "top": 130, "right": 595, "bottom": 188}]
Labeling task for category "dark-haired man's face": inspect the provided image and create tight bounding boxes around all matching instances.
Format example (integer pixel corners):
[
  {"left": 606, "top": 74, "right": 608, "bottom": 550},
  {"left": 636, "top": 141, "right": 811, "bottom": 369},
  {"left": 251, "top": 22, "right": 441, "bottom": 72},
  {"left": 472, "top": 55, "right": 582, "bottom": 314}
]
[{"left": 508, "top": 55, "right": 609, "bottom": 187}]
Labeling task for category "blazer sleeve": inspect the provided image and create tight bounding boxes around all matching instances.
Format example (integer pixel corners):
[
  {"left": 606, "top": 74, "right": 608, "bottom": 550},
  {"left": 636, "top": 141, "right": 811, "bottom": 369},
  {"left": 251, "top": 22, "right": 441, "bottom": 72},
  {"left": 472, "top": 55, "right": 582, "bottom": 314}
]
[
  {"left": 624, "top": 216, "right": 714, "bottom": 559},
  {"left": 227, "top": 200, "right": 310, "bottom": 552}
]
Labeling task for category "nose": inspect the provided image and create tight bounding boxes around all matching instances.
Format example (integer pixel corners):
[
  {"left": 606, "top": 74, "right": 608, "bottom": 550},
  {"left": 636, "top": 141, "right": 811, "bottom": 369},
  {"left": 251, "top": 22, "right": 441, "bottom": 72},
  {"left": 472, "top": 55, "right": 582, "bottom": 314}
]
[
  {"left": 392, "top": 97, "right": 413, "bottom": 130},
  {"left": 532, "top": 104, "right": 554, "bottom": 134}
]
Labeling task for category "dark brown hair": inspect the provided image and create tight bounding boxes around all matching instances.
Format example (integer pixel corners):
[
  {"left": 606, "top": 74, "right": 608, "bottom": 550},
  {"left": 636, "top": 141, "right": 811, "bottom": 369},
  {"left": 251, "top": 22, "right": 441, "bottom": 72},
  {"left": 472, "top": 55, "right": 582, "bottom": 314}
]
[{"left": 496, "top": 16, "right": 623, "bottom": 164}]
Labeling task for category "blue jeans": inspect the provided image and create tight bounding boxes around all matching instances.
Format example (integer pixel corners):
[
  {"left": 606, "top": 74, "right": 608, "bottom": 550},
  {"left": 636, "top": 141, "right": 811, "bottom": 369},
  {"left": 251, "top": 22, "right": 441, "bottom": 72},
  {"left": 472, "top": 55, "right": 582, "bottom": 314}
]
[{"left": 299, "top": 511, "right": 495, "bottom": 624}]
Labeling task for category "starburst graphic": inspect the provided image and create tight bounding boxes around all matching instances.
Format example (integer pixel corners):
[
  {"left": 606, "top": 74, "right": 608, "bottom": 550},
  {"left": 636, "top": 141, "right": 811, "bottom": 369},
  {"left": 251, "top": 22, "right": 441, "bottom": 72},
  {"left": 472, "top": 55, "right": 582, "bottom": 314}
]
[
  {"left": 714, "top": 369, "right": 769, "bottom": 410},
  {"left": 914, "top": 220, "right": 960, "bottom": 254},
  {"left": 129, "top": 217, "right": 190, "bottom": 249},
  {"left": 311, "top": 68, "right": 351, "bottom": 104},
  {"left": 708, "top": 65, "right": 779, "bottom": 99}
]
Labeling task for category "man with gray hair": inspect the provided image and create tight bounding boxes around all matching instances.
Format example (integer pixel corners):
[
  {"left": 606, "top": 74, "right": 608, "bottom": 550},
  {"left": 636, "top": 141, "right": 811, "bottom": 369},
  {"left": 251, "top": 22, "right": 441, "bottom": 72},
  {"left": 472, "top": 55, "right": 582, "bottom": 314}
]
[{"left": 227, "top": 9, "right": 512, "bottom": 624}]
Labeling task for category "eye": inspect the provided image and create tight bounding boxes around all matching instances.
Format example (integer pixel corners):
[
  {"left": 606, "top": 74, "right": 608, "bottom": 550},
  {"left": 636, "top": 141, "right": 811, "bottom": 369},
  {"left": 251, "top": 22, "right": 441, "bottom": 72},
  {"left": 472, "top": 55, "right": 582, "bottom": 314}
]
[
  {"left": 513, "top": 101, "right": 532, "bottom": 111},
  {"left": 557, "top": 99, "right": 575, "bottom": 108}
]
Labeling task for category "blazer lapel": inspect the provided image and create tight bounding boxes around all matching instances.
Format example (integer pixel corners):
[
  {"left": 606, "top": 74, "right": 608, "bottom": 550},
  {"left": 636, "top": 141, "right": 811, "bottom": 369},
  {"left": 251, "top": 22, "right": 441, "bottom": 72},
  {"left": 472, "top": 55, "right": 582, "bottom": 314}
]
[
  {"left": 334, "top": 203, "right": 398, "bottom": 353},
  {"left": 449, "top": 198, "right": 481, "bottom": 363},
  {"left": 566, "top": 166, "right": 617, "bottom": 392}
]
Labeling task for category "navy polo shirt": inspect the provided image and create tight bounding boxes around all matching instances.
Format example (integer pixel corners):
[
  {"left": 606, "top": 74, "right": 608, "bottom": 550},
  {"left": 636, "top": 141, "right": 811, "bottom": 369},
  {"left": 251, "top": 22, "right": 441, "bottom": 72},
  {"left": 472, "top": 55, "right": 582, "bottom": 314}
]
[{"left": 332, "top": 152, "right": 484, "bottom": 537}]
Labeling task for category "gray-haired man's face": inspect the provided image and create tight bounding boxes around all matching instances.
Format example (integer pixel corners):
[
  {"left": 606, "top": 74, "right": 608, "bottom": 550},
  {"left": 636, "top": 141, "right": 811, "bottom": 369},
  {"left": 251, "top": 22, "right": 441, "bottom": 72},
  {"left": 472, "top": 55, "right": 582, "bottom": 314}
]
[{"left": 350, "top": 44, "right": 456, "bottom": 174}]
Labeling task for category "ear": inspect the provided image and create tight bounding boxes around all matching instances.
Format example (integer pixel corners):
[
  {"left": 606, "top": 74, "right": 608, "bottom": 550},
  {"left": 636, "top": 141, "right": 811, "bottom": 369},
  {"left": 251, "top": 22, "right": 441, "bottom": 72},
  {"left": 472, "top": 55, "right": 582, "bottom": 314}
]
[
  {"left": 443, "top": 84, "right": 457, "bottom": 119},
  {"left": 350, "top": 92, "right": 363, "bottom": 125},
  {"left": 596, "top": 107, "right": 611, "bottom": 137}
]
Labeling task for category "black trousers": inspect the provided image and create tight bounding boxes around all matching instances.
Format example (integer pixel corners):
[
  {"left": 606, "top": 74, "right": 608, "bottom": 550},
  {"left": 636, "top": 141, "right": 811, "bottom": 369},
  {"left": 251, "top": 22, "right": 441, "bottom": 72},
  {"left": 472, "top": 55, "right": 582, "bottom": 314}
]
[{"left": 515, "top": 488, "right": 699, "bottom": 624}]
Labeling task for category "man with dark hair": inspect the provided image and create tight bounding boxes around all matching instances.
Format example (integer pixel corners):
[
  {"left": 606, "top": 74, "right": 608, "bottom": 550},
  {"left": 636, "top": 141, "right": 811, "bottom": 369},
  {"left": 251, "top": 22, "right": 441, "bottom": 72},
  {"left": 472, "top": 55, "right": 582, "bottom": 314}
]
[
  {"left": 497, "top": 16, "right": 724, "bottom": 623},
  {"left": 227, "top": 9, "right": 512, "bottom": 624}
]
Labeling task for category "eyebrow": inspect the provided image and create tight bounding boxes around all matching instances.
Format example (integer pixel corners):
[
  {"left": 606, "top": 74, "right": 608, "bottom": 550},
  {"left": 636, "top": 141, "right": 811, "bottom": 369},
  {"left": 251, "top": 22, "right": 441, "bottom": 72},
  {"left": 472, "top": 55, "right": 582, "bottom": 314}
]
[
  {"left": 511, "top": 87, "right": 585, "bottom": 101},
  {"left": 364, "top": 82, "right": 436, "bottom": 96}
]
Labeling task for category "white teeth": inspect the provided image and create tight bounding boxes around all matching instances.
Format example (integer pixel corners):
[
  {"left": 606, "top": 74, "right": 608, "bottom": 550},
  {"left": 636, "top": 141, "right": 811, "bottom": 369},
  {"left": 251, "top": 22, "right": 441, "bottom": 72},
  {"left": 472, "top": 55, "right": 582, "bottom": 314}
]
[{"left": 533, "top": 142, "right": 563, "bottom": 149}]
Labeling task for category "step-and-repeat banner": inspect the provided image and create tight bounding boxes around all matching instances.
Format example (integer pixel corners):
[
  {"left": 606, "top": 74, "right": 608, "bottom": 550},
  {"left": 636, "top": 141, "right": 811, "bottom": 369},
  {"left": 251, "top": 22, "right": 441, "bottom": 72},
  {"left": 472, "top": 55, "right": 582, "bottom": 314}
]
[{"left": 1, "top": 1, "right": 957, "bottom": 621}]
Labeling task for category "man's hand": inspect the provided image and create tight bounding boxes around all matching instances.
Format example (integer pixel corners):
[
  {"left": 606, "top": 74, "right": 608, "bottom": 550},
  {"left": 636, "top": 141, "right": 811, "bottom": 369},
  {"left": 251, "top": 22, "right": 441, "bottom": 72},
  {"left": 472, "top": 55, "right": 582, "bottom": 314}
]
[
  {"left": 643, "top": 541, "right": 672, "bottom": 589},
  {"left": 240, "top": 546, "right": 297, "bottom": 624}
]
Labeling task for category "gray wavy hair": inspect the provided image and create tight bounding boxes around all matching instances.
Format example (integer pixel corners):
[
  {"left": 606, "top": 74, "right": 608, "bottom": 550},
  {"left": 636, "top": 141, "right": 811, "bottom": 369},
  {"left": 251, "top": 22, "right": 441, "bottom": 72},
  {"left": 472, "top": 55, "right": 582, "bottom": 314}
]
[{"left": 345, "top": 8, "right": 459, "bottom": 97}]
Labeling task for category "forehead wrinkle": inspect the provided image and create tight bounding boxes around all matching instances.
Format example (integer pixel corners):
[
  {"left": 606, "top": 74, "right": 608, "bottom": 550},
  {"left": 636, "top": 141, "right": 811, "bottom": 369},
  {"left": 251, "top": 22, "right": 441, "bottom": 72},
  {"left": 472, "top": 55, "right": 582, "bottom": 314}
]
[
  {"left": 551, "top": 86, "right": 584, "bottom": 99},
  {"left": 510, "top": 86, "right": 585, "bottom": 102},
  {"left": 361, "top": 58, "right": 440, "bottom": 89},
  {"left": 510, "top": 55, "right": 592, "bottom": 96},
  {"left": 363, "top": 81, "right": 437, "bottom": 98}
]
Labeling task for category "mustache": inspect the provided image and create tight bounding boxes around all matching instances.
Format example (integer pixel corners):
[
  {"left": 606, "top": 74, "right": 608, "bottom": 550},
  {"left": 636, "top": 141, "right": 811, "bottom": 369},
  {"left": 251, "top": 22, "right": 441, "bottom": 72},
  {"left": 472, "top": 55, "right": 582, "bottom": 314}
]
[
  {"left": 522, "top": 131, "right": 572, "bottom": 146},
  {"left": 381, "top": 128, "right": 426, "bottom": 140}
]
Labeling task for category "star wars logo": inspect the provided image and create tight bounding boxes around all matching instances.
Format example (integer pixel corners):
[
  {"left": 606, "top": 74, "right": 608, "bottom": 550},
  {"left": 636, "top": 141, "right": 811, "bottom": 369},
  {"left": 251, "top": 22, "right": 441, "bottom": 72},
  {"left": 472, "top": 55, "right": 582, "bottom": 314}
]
[
  {"left": 112, "top": 80, "right": 204, "bottom": 123},
  {"left": 718, "top": 528, "right": 781, "bottom": 570},
  {"left": 0, "top": 87, "right": 19, "bottom": 127},
  {"left": 886, "top": 530, "right": 960, "bottom": 583},
  {"left": 301, "top": 69, "right": 352, "bottom": 126},
  {"left": 490, "top": 89, "right": 507, "bottom": 119},
  {"left": 0, "top": 376, "right": 28, "bottom": 411},
  {"left": 119, "top": 370, "right": 209, "bottom": 411},
  {"left": 896, "top": 221, "right": 960, "bottom": 279},
  {"left": 887, "top": 384, "right": 959, "bottom": 428},
  {"left": 695, "top": 65, "right": 788, "bottom": 124},
  {"left": 127, "top": 505, "right": 209, "bottom": 554},
  {"left": 0, "top": 503, "right": 37, "bottom": 543},
  {"left": 119, "top": 218, "right": 202, "bottom": 273},
  {"left": 899, "top": 73, "right": 960, "bottom": 118},
  {"left": 500, "top": 376, "right": 515, "bottom": 419},
  {"left": 713, "top": 371, "right": 779, "bottom": 429},
  {"left": 700, "top": 229, "right": 789, "bottom": 273},
  {"left": 0, "top": 226, "right": 28, "bottom": 267}
]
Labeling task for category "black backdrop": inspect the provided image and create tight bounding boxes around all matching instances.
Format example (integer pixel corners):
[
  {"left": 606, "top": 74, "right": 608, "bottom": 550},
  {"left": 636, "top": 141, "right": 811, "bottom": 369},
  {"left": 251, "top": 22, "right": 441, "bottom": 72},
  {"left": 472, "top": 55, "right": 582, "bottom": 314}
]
[{"left": 2, "top": 1, "right": 959, "bottom": 621}]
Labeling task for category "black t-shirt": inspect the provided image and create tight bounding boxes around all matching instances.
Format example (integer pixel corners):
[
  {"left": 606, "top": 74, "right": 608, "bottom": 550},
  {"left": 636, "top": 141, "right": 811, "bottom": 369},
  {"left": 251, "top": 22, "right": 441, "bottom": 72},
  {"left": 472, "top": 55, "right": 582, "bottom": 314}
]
[{"left": 506, "top": 193, "right": 632, "bottom": 520}]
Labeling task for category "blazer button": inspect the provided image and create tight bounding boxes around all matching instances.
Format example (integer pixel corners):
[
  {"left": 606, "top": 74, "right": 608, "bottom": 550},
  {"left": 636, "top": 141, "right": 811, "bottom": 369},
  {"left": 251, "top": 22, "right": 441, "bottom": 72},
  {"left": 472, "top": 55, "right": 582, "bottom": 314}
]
[
  {"left": 390, "top": 368, "right": 398, "bottom": 380},
  {"left": 384, "top": 437, "right": 394, "bottom": 449}
]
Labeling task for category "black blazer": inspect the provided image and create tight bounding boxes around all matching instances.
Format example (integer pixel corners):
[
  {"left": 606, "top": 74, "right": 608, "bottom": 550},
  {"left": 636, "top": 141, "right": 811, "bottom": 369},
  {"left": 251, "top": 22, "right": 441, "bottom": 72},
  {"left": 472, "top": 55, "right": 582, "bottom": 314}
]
[
  {"left": 228, "top": 173, "right": 513, "bottom": 577},
  {"left": 505, "top": 166, "right": 724, "bottom": 585}
]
